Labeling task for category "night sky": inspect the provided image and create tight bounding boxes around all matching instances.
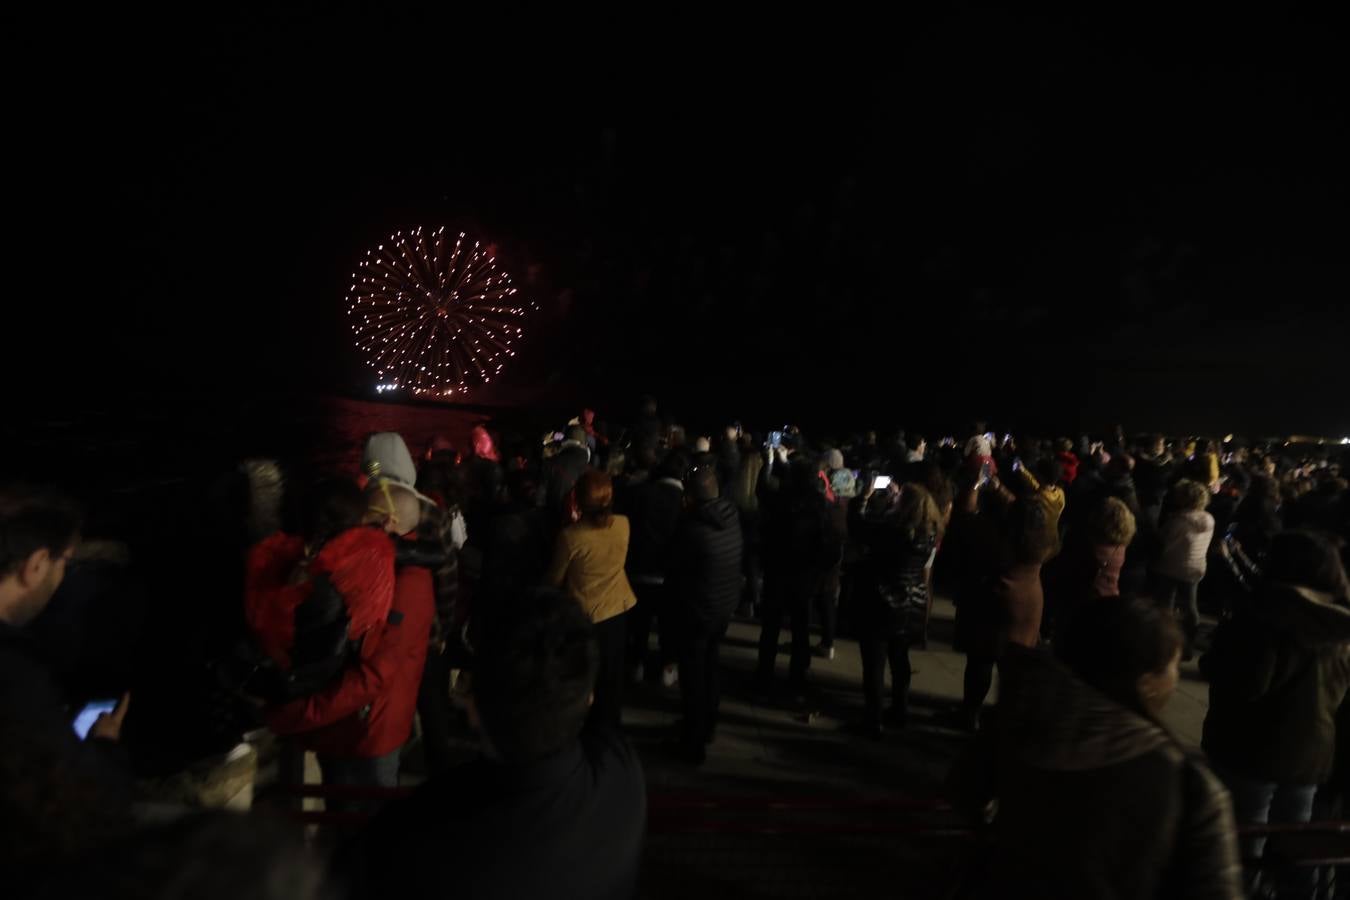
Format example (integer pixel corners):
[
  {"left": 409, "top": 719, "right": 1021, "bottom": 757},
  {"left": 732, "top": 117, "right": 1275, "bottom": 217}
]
[{"left": 8, "top": 8, "right": 1349, "bottom": 439}]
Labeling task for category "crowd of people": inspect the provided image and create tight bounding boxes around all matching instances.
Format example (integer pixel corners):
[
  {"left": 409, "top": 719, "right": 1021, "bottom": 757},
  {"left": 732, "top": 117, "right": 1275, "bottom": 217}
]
[{"left": 3, "top": 395, "right": 1350, "bottom": 898}]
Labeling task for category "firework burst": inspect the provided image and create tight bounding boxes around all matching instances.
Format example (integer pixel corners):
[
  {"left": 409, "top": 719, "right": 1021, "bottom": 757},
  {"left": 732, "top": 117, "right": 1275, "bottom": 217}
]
[{"left": 347, "top": 227, "right": 537, "bottom": 398}]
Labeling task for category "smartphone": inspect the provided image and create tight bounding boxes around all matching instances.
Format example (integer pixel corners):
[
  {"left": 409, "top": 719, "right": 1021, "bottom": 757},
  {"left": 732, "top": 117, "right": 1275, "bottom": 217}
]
[
  {"left": 73, "top": 699, "right": 117, "bottom": 740},
  {"left": 1011, "top": 458, "right": 1022, "bottom": 472},
  {"left": 765, "top": 431, "right": 783, "bottom": 449},
  {"left": 872, "top": 475, "right": 892, "bottom": 490}
]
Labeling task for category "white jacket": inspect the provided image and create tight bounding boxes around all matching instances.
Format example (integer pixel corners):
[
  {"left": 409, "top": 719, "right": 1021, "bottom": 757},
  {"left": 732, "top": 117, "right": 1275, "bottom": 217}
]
[{"left": 1154, "top": 510, "right": 1215, "bottom": 583}]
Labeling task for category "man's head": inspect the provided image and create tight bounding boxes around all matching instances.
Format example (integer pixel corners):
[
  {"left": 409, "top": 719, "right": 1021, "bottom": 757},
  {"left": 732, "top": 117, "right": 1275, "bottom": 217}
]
[
  {"left": 565, "top": 425, "right": 588, "bottom": 446},
  {"left": 471, "top": 589, "right": 598, "bottom": 764},
  {"left": 0, "top": 485, "right": 82, "bottom": 627}
]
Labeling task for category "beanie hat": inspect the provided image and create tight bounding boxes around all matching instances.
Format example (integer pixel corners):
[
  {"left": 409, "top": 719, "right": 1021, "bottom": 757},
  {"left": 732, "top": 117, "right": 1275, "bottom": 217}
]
[
  {"left": 362, "top": 432, "right": 418, "bottom": 486},
  {"left": 824, "top": 448, "right": 845, "bottom": 470}
]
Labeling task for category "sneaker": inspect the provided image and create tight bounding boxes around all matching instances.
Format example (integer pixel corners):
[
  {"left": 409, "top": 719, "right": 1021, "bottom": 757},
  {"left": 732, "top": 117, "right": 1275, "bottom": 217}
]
[
  {"left": 661, "top": 665, "right": 679, "bottom": 689},
  {"left": 813, "top": 643, "right": 835, "bottom": 661}
]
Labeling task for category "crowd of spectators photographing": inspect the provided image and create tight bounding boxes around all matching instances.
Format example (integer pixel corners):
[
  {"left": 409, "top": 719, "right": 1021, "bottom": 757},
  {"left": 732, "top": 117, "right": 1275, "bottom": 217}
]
[{"left": 4, "top": 394, "right": 1350, "bottom": 898}]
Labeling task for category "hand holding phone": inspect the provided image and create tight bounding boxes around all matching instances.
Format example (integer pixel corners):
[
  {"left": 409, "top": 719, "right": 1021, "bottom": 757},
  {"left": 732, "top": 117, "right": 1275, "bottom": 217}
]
[
  {"left": 872, "top": 475, "right": 892, "bottom": 490},
  {"left": 79, "top": 692, "right": 130, "bottom": 742}
]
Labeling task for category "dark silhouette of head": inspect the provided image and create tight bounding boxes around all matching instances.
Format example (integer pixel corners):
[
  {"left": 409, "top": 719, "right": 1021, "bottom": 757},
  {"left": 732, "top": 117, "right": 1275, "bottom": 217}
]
[
  {"left": 472, "top": 588, "right": 599, "bottom": 764},
  {"left": 1057, "top": 595, "right": 1183, "bottom": 718}
]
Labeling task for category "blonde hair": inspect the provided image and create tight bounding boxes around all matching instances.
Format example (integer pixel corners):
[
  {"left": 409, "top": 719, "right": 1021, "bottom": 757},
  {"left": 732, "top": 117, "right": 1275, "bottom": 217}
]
[
  {"left": 1093, "top": 496, "right": 1137, "bottom": 546},
  {"left": 1169, "top": 478, "right": 1211, "bottom": 513},
  {"left": 895, "top": 483, "right": 942, "bottom": 541}
]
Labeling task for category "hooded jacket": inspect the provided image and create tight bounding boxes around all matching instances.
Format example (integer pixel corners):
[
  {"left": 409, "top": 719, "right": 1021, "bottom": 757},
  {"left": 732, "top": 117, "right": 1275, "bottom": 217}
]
[
  {"left": 1201, "top": 582, "right": 1350, "bottom": 785},
  {"left": 948, "top": 647, "right": 1242, "bottom": 900},
  {"left": 265, "top": 556, "right": 435, "bottom": 758},
  {"left": 243, "top": 527, "right": 396, "bottom": 695},
  {"left": 668, "top": 497, "right": 743, "bottom": 625},
  {"left": 623, "top": 477, "right": 684, "bottom": 581}
]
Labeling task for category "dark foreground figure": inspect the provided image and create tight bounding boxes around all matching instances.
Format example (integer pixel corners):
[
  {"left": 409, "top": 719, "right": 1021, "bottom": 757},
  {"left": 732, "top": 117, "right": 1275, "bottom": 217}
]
[
  {"left": 338, "top": 588, "right": 646, "bottom": 900},
  {"left": 948, "top": 596, "right": 1242, "bottom": 900}
]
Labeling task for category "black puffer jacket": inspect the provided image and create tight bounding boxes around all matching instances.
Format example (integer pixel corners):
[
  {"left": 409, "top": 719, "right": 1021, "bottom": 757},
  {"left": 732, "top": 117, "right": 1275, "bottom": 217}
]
[
  {"left": 624, "top": 478, "right": 684, "bottom": 580},
  {"left": 1201, "top": 582, "right": 1350, "bottom": 785},
  {"left": 669, "top": 497, "right": 743, "bottom": 626},
  {"left": 948, "top": 647, "right": 1242, "bottom": 900},
  {"left": 854, "top": 508, "right": 936, "bottom": 639}
]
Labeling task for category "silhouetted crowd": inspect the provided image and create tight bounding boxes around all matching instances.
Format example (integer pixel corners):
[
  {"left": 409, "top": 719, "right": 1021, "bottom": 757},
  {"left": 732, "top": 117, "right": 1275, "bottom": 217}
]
[{"left": 3, "top": 396, "right": 1350, "bottom": 899}]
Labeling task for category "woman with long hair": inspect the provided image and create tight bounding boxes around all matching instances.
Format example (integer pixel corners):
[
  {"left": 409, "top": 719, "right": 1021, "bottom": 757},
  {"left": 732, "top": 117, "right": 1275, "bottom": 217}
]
[
  {"left": 853, "top": 482, "right": 942, "bottom": 737},
  {"left": 545, "top": 470, "right": 638, "bottom": 727}
]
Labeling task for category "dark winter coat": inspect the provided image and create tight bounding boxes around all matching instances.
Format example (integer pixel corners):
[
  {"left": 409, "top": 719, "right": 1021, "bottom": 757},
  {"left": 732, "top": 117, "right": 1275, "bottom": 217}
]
[
  {"left": 948, "top": 646, "right": 1243, "bottom": 900},
  {"left": 1201, "top": 582, "right": 1350, "bottom": 785},
  {"left": 854, "top": 515, "right": 937, "bottom": 639},
  {"left": 623, "top": 478, "right": 684, "bottom": 580},
  {"left": 757, "top": 458, "right": 843, "bottom": 579},
  {"left": 1133, "top": 454, "right": 1175, "bottom": 513},
  {"left": 668, "top": 497, "right": 743, "bottom": 626},
  {"left": 716, "top": 442, "right": 742, "bottom": 495},
  {"left": 0, "top": 622, "right": 132, "bottom": 867}
]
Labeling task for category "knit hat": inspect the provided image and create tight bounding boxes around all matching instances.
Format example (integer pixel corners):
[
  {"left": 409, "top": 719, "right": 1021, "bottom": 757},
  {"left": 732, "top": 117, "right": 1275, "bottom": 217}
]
[
  {"left": 824, "top": 448, "right": 845, "bottom": 470},
  {"left": 362, "top": 432, "right": 419, "bottom": 486},
  {"left": 362, "top": 432, "right": 440, "bottom": 512}
]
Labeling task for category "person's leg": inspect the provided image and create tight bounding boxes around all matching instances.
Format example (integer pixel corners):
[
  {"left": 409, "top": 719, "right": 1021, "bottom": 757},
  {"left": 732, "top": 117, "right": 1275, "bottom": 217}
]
[
  {"left": 788, "top": 585, "right": 814, "bottom": 691},
  {"left": 756, "top": 574, "right": 785, "bottom": 684},
  {"left": 415, "top": 643, "right": 454, "bottom": 778},
  {"left": 1269, "top": 783, "right": 1319, "bottom": 897},
  {"left": 676, "top": 618, "right": 707, "bottom": 756},
  {"left": 889, "top": 638, "right": 912, "bottom": 721},
  {"left": 706, "top": 621, "right": 727, "bottom": 742},
  {"left": 961, "top": 654, "right": 995, "bottom": 726},
  {"left": 278, "top": 740, "right": 307, "bottom": 811},
  {"left": 1150, "top": 573, "right": 1177, "bottom": 613},
  {"left": 1178, "top": 580, "right": 1200, "bottom": 657},
  {"left": 627, "top": 582, "right": 656, "bottom": 676},
  {"left": 815, "top": 566, "right": 840, "bottom": 654},
  {"left": 859, "top": 636, "right": 884, "bottom": 730},
  {"left": 590, "top": 612, "right": 627, "bottom": 729},
  {"left": 1217, "top": 767, "right": 1278, "bottom": 860},
  {"left": 653, "top": 582, "right": 677, "bottom": 677},
  {"left": 318, "top": 750, "right": 401, "bottom": 815}
]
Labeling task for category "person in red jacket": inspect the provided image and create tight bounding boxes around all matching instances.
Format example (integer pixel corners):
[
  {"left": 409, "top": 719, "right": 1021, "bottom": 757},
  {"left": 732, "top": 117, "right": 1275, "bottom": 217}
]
[{"left": 264, "top": 479, "right": 435, "bottom": 809}]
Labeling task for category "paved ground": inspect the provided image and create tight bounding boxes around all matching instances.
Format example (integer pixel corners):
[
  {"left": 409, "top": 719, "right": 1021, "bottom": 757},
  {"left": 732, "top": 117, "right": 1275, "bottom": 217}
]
[
  {"left": 627, "top": 597, "right": 1210, "bottom": 789},
  {"left": 622, "top": 597, "right": 1213, "bottom": 899},
  {"left": 282, "top": 596, "right": 1214, "bottom": 898}
]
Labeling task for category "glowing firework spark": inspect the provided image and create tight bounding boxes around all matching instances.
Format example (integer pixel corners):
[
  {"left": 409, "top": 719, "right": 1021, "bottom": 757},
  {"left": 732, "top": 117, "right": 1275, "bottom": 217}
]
[{"left": 347, "top": 227, "right": 537, "bottom": 398}]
